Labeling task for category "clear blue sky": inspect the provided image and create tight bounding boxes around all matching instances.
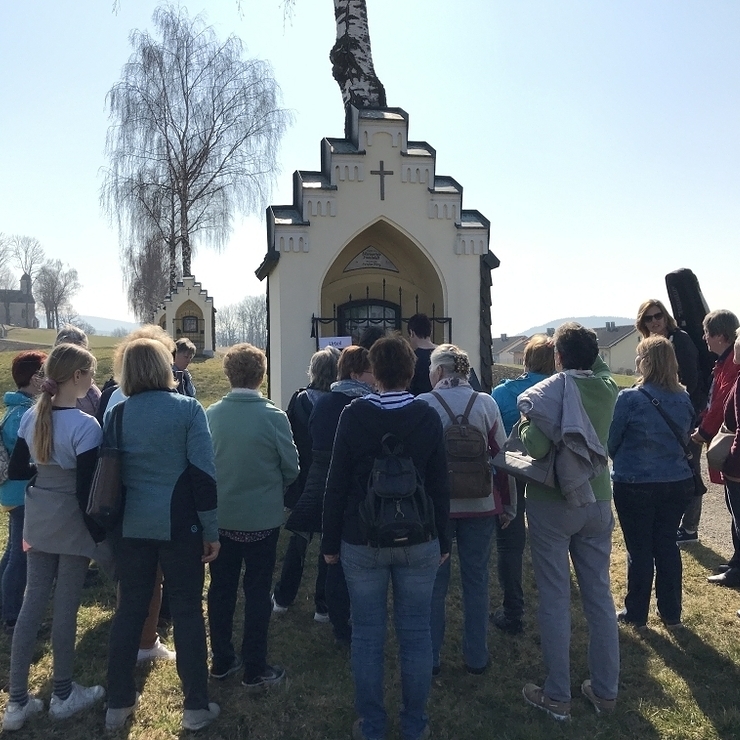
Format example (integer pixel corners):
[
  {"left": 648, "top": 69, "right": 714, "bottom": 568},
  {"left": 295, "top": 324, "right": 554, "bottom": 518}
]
[{"left": 1, "top": 0, "right": 738, "bottom": 336}]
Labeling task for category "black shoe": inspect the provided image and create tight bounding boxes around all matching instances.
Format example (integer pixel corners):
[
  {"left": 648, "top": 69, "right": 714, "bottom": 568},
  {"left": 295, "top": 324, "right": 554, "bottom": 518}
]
[
  {"left": 242, "top": 665, "right": 286, "bottom": 693},
  {"left": 676, "top": 527, "right": 699, "bottom": 545},
  {"left": 707, "top": 568, "right": 740, "bottom": 587},
  {"left": 716, "top": 563, "right": 731, "bottom": 574},
  {"left": 209, "top": 655, "right": 243, "bottom": 680},
  {"left": 465, "top": 661, "right": 488, "bottom": 675},
  {"left": 490, "top": 608, "right": 523, "bottom": 635}
]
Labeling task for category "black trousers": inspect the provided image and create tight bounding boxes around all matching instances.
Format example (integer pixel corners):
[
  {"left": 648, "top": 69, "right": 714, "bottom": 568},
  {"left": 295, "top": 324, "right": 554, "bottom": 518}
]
[
  {"left": 108, "top": 535, "right": 209, "bottom": 710},
  {"left": 208, "top": 530, "right": 279, "bottom": 682},
  {"left": 273, "top": 531, "right": 327, "bottom": 612},
  {"left": 494, "top": 481, "right": 526, "bottom": 620}
]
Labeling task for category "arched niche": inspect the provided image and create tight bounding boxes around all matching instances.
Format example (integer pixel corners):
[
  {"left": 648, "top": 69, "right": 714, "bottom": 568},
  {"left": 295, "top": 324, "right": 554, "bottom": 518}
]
[
  {"left": 321, "top": 220, "right": 445, "bottom": 342},
  {"left": 174, "top": 299, "right": 205, "bottom": 353}
]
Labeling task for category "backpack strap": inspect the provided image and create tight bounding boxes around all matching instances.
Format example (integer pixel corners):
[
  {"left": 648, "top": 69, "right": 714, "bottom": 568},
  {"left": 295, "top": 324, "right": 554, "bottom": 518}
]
[
  {"left": 461, "top": 392, "right": 479, "bottom": 424},
  {"left": 431, "top": 391, "right": 458, "bottom": 425}
]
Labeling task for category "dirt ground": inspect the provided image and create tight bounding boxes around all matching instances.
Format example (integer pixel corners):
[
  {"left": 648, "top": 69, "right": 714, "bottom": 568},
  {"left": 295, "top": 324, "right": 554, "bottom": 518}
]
[{"left": 689, "top": 457, "right": 733, "bottom": 561}]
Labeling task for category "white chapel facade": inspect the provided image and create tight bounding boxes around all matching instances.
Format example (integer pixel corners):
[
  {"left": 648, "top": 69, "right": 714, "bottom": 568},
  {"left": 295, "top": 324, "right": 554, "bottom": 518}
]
[{"left": 258, "top": 106, "right": 499, "bottom": 409}]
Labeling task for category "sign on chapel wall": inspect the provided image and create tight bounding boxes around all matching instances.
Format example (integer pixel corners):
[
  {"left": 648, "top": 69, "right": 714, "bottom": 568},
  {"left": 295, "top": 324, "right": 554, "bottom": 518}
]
[{"left": 344, "top": 246, "right": 399, "bottom": 273}]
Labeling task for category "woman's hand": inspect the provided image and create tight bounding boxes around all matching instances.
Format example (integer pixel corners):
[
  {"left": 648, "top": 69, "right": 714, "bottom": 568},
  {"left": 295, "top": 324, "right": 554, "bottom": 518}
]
[
  {"left": 202, "top": 540, "right": 221, "bottom": 563},
  {"left": 498, "top": 513, "right": 513, "bottom": 529},
  {"left": 324, "top": 553, "right": 339, "bottom": 565}
]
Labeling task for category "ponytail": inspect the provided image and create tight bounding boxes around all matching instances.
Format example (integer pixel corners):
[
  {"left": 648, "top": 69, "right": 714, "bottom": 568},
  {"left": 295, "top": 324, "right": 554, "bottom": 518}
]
[{"left": 33, "top": 390, "right": 54, "bottom": 464}]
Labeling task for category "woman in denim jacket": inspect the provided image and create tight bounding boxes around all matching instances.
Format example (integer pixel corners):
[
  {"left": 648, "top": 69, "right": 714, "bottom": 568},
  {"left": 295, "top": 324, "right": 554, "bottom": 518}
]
[{"left": 608, "top": 336, "right": 695, "bottom": 629}]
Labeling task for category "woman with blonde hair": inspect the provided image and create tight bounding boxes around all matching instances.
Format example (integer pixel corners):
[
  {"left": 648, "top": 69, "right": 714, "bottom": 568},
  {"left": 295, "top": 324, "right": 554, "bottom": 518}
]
[
  {"left": 608, "top": 336, "right": 695, "bottom": 629},
  {"left": 3, "top": 344, "right": 105, "bottom": 731},
  {"left": 54, "top": 325, "right": 101, "bottom": 416},
  {"left": 105, "top": 338, "right": 220, "bottom": 732}
]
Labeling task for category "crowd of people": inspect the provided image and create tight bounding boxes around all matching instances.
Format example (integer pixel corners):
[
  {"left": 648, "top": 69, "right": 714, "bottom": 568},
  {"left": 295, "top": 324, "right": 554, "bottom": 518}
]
[{"left": 0, "top": 304, "right": 738, "bottom": 738}]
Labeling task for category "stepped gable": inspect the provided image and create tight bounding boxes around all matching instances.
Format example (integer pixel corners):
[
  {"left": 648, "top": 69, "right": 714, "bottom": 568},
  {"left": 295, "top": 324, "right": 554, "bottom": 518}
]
[
  {"left": 258, "top": 105, "right": 491, "bottom": 276},
  {"left": 158, "top": 275, "right": 214, "bottom": 310}
]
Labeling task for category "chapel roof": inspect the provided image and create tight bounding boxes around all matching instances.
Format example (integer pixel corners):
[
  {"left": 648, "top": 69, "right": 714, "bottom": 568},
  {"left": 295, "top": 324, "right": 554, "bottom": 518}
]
[
  {"left": 459, "top": 210, "right": 490, "bottom": 229},
  {"left": 0, "top": 289, "right": 34, "bottom": 303},
  {"left": 326, "top": 138, "right": 360, "bottom": 154},
  {"left": 432, "top": 176, "right": 462, "bottom": 194},
  {"left": 270, "top": 206, "right": 307, "bottom": 226}
]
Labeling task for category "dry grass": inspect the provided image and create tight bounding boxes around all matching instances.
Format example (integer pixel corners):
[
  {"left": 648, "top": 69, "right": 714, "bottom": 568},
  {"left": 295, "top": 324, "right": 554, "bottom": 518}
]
[{"left": 0, "top": 521, "right": 738, "bottom": 739}]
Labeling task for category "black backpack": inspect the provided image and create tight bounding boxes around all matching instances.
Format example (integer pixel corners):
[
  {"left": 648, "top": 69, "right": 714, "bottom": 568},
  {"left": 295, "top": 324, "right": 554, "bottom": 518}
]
[
  {"left": 359, "top": 433, "right": 436, "bottom": 548},
  {"left": 431, "top": 391, "right": 491, "bottom": 499}
]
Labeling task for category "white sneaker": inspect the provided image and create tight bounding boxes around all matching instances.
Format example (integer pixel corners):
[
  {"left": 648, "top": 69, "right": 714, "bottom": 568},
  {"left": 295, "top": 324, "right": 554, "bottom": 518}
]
[
  {"left": 271, "top": 595, "right": 288, "bottom": 614},
  {"left": 49, "top": 683, "right": 105, "bottom": 720},
  {"left": 137, "top": 637, "right": 176, "bottom": 663},
  {"left": 314, "top": 611, "right": 330, "bottom": 623},
  {"left": 182, "top": 702, "right": 220, "bottom": 731},
  {"left": 3, "top": 696, "right": 43, "bottom": 731},
  {"left": 105, "top": 692, "right": 140, "bottom": 732}
]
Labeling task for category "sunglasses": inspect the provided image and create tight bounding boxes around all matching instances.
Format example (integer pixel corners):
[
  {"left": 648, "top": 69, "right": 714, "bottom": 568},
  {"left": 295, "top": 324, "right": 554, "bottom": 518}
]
[{"left": 644, "top": 312, "right": 664, "bottom": 323}]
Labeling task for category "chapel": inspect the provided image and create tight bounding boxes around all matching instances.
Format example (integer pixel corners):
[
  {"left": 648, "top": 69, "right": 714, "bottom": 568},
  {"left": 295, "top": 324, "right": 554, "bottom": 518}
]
[
  {"left": 257, "top": 105, "right": 499, "bottom": 408},
  {"left": 154, "top": 275, "right": 216, "bottom": 357},
  {"left": 0, "top": 274, "right": 38, "bottom": 328}
]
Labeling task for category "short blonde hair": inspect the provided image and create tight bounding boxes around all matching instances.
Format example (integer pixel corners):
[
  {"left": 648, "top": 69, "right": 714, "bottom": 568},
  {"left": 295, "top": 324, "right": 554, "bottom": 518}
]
[
  {"left": 223, "top": 343, "right": 266, "bottom": 389},
  {"left": 113, "top": 325, "right": 176, "bottom": 381},
  {"left": 120, "top": 338, "right": 177, "bottom": 396},
  {"left": 54, "top": 324, "right": 89, "bottom": 348},
  {"left": 636, "top": 336, "right": 683, "bottom": 393}
]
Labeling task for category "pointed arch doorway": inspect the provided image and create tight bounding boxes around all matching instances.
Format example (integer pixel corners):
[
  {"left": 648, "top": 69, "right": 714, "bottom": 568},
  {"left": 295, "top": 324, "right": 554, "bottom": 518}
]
[{"left": 316, "top": 219, "right": 449, "bottom": 346}]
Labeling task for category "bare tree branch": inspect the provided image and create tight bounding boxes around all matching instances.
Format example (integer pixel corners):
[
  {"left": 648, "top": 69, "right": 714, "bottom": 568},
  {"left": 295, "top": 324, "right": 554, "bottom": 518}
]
[{"left": 9, "top": 235, "right": 45, "bottom": 282}]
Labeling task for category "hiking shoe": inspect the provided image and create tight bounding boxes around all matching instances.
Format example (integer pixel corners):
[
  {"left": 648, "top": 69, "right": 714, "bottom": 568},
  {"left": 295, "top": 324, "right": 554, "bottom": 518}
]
[
  {"left": 137, "top": 637, "right": 176, "bottom": 663},
  {"left": 3, "top": 696, "right": 43, "bottom": 731},
  {"left": 242, "top": 665, "right": 286, "bottom": 693},
  {"left": 182, "top": 702, "right": 220, "bottom": 731},
  {"left": 209, "top": 655, "right": 243, "bottom": 680},
  {"left": 105, "top": 693, "right": 140, "bottom": 732},
  {"left": 271, "top": 595, "right": 288, "bottom": 614},
  {"left": 522, "top": 683, "right": 571, "bottom": 721},
  {"left": 581, "top": 680, "right": 616, "bottom": 714},
  {"left": 314, "top": 610, "right": 330, "bottom": 623},
  {"left": 616, "top": 609, "right": 647, "bottom": 631},
  {"left": 658, "top": 614, "right": 683, "bottom": 630},
  {"left": 676, "top": 527, "right": 698, "bottom": 545},
  {"left": 490, "top": 607, "right": 523, "bottom": 635},
  {"left": 49, "top": 683, "right": 105, "bottom": 720}
]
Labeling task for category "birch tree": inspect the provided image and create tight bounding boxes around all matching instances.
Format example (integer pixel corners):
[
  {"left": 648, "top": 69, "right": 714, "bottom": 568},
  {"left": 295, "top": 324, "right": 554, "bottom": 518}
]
[{"left": 102, "top": 4, "right": 289, "bottom": 293}]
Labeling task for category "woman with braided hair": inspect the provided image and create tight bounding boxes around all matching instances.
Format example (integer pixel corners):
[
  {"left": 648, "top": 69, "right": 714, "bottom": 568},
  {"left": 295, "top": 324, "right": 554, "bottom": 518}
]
[{"left": 419, "top": 344, "right": 515, "bottom": 676}]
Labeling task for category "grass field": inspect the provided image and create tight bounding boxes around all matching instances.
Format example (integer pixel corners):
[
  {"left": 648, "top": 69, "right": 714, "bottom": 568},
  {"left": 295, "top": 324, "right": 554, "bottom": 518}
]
[{"left": 0, "top": 329, "right": 737, "bottom": 739}]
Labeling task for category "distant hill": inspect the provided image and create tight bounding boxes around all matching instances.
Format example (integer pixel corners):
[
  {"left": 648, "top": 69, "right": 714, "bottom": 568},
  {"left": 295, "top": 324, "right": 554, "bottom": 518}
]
[
  {"left": 516, "top": 316, "right": 634, "bottom": 336},
  {"left": 78, "top": 316, "right": 141, "bottom": 336}
]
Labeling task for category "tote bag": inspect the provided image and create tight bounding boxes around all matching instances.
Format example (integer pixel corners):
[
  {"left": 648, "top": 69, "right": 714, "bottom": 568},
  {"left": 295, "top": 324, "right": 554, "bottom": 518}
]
[
  {"left": 492, "top": 419, "right": 557, "bottom": 489},
  {"left": 86, "top": 401, "right": 125, "bottom": 530}
]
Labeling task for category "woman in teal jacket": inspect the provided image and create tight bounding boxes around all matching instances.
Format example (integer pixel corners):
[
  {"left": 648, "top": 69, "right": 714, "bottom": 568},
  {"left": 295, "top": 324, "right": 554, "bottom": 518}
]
[
  {"left": 0, "top": 351, "right": 46, "bottom": 634},
  {"left": 206, "top": 343, "right": 298, "bottom": 692}
]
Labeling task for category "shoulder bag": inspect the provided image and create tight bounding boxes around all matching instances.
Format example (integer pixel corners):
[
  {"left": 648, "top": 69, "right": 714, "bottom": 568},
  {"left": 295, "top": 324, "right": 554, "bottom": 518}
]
[
  {"left": 706, "top": 424, "right": 735, "bottom": 472},
  {"left": 86, "top": 401, "right": 125, "bottom": 530},
  {"left": 637, "top": 388, "right": 705, "bottom": 496},
  {"left": 492, "top": 419, "right": 557, "bottom": 489}
]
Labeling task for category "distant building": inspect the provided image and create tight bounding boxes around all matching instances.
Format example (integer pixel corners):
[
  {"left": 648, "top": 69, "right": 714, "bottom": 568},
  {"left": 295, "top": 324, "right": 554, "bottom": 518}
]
[
  {"left": 154, "top": 275, "right": 215, "bottom": 357},
  {"left": 492, "top": 334, "right": 528, "bottom": 365},
  {"left": 593, "top": 322, "right": 639, "bottom": 374},
  {"left": 0, "top": 274, "right": 38, "bottom": 328}
]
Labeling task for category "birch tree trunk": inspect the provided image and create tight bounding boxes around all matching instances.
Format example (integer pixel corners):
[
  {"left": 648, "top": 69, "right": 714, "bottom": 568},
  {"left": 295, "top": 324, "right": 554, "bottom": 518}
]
[{"left": 330, "top": 0, "right": 387, "bottom": 133}]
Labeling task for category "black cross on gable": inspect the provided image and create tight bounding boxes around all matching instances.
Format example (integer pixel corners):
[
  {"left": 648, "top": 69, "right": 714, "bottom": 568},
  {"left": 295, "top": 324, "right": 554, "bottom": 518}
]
[
  {"left": 370, "top": 160, "right": 394, "bottom": 200},
  {"left": 186, "top": 286, "right": 191, "bottom": 295}
]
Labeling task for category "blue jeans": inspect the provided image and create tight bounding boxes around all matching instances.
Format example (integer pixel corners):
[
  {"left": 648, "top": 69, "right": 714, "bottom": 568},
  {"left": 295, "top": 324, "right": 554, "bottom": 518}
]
[
  {"left": 613, "top": 479, "right": 693, "bottom": 624},
  {"left": 431, "top": 516, "right": 495, "bottom": 671},
  {"left": 0, "top": 507, "right": 27, "bottom": 623},
  {"left": 527, "top": 499, "right": 620, "bottom": 703},
  {"left": 341, "top": 539, "right": 440, "bottom": 740}
]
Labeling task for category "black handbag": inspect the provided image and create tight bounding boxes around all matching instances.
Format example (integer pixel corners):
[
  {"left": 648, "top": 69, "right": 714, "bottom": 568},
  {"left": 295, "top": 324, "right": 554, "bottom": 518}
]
[
  {"left": 86, "top": 402, "right": 126, "bottom": 529},
  {"left": 637, "top": 388, "right": 706, "bottom": 496}
]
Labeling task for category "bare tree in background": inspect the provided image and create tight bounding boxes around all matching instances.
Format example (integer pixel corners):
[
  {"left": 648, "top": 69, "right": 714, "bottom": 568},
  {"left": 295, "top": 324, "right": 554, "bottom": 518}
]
[
  {"left": 125, "top": 234, "right": 175, "bottom": 322},
  {"left": 10, "top": 235, "right": 45, "bottom": 282},
  {"left": 102, "top": 4, "right": 290, "bottom": 299},
  {"left": 35, "top": 260, "right": 82, "bottom": 329},
  {"left": 0, "top": 264, "right": 16, "bottom": 324},
  {"left": 215, "top": 294, "right": 266, "bottom": 348}
]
